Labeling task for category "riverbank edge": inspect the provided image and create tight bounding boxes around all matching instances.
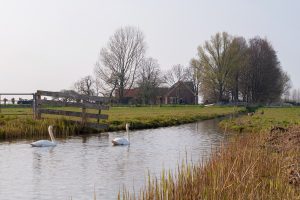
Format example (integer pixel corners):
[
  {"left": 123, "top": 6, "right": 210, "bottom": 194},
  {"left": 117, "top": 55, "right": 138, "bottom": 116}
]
[
  {"left": 107, "top": 112, "right": 240, "bottom": 132},
  {"left": 219, "top": 107, "right": 300, "bottom": 134},
  {"left": 119, "top": 115, "right": 300, "bottom": 199},
  {"left": 0, "top": 109, "right": 245, "bottom": 141}
]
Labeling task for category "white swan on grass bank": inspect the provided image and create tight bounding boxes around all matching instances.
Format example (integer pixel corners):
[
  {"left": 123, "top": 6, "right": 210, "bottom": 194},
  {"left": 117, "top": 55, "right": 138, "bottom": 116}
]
[
  {"left": 112, "top": 123, "right": 130, "bottom": 146},
  {"left": 30, "top": 125, "right": 57, "bottom": 147}
]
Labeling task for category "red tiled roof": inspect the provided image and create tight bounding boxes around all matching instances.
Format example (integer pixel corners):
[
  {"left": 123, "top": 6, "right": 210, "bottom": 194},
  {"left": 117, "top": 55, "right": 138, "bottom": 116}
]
[
  {"left": 164, "top": 81, "right": 195, "bottom": 97},
  {"left": 117, "top": 81, "right": 194, "bottom": 98},
  {"left": 124, "top": 88, "right": 140, "bottom": 97}
]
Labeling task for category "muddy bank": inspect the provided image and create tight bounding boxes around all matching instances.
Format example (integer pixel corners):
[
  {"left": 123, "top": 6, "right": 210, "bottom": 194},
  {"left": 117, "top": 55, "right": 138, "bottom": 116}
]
[{"left": 264, "top": 126, "right": 300, "bottom": 187}]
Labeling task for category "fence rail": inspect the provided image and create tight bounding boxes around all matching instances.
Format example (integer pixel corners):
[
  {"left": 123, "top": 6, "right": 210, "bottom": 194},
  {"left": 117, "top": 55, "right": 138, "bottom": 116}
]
[
  {"left": 0, "top": 91, "right": 110, "bottom": 130},
  {"left": 36, "top": 90, "right": 110, "bottom": 103},
  {"left": 39, "top": 109, "right": 108, "bottom": 120},
  {"left": 37, "top": 99, "right": 109, "bottom": 110},
  {"left": 33, "top": 90, "right": 110, "bottom": 130}
]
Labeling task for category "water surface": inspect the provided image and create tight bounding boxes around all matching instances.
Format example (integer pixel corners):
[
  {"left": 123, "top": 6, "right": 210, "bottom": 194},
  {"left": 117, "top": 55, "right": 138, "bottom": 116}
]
[{"left": 0, "top": 118, "right": 225, "bottom": 199}]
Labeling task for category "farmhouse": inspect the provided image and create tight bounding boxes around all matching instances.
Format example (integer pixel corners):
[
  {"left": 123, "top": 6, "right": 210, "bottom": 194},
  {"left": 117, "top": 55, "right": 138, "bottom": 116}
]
[
  {"left": 163, "top": 81, "right": 196, "bottom": 104},
  {"left": 118, "top": 81, "right": 197, "bottom": 105}
]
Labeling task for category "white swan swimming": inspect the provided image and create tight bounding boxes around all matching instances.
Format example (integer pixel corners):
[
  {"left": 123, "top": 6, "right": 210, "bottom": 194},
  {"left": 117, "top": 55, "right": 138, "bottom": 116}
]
[
  {"left": 30, "top": 125, "right": 57, "bottom": 147},
  {"left": 112, "top": 123, "right": 130, "bottom": 146}
]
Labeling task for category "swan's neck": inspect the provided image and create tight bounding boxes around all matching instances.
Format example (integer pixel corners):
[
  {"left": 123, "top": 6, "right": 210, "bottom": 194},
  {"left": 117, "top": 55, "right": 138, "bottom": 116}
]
[{"left": 49, "top": 130, "right": 56, "bottom": 143}]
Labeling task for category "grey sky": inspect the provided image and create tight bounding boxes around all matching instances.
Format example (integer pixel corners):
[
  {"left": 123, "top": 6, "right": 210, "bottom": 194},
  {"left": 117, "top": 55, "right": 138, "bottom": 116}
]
[{"left": 0, "top": 0, "right": 299, "bottom": 94}]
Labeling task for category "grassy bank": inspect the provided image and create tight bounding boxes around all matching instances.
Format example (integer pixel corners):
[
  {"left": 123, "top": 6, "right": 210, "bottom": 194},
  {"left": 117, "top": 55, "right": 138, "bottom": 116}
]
[
  {"left": 119, "top": 107, "right": 300, "bottom": 199},
  {"left": 103, "top": 106, "right": 244, "bottom": 131},
  {"left": 220, "top": 107, "right": 300, "bottom": 133},
  {"left": 0, "top": 105, "right": 244, "bottom": 140}
]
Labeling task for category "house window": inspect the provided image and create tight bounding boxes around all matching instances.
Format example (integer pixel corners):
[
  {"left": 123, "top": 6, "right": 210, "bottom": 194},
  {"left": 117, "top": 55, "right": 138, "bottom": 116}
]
[{"left": 170, "top": 97, "right": 177, "bottom": 104}]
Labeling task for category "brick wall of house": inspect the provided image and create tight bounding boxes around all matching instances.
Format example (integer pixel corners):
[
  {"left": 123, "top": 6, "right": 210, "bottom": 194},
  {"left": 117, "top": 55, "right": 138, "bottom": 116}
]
[{"left": 165, "top": 83, "right": 196, "bottom": 104}]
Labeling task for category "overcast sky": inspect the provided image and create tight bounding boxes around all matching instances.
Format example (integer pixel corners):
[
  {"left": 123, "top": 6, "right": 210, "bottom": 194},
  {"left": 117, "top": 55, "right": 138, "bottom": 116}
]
[{"left": 0, "top": 0, "right": 299, "bottom": 94}]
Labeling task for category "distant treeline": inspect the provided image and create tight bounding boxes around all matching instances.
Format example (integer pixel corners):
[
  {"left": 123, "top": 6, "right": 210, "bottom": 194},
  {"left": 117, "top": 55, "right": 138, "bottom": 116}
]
[
  {"left": 71, "top": 27, "right": 290, "bottom": 104},
  {"left": 191, "top": 32, "right": 290, "bottom": 104}
]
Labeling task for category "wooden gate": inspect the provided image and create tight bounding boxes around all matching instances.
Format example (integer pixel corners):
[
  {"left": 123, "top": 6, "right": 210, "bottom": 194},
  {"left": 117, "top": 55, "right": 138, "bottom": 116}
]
[{"left": 33, "top": 90, "right": 110, "bottom": 130}]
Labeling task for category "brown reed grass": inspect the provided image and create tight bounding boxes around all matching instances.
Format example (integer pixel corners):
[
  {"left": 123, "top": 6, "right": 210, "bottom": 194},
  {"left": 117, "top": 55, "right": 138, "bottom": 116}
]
[{"left": 119, "top": 128, "right": 300, "bottom": 200}]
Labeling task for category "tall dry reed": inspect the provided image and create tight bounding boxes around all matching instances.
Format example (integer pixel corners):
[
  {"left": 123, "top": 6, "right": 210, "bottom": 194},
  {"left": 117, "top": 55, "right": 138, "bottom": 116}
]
[{"left": 119, "top": 130, "right": 300, "bottom": 200}]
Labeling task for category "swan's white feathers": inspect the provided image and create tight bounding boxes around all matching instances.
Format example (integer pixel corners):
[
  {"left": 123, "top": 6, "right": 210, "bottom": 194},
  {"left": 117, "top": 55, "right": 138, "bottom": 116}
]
[
  {"left": 31, "top": 140, "right": 56, "bottom": 147},
  {"left": 30, "top": 125, "right": 57, "bottom": 147},
  {"left": 112, "top": 123, "right": 130, "bottom": 146},
  {"left": 112, "top": 137, "right": 129, "bottom": 145}
]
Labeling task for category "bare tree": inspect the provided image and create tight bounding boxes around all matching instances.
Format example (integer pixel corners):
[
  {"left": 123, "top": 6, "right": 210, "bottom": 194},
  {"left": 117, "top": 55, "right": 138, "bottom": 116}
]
[
  {"left": 188, "top": 59, "right": 202, "bottom": 101},
  {"left": 94, "top": 77, "right": 103, "bottom": 97},
  {"left": 3, "top": 98, "right": 8, "bottom": 105},
  {"left": 292, "top": 89, "right": 297, "bottom": 102},
  {"left": 74, "top": 75, "right": 95, "bottom": 96},
  {"left": 94, "top": 26, "right": 146, "bottom": 102},
  {"left": 246, "top": 37, "right": 284, "bottom": 103},
  {"left": 228, "top": 36, "right": 249, "bottom": 102},
  {"left": 163, "top": 64, "right": 187, "bottom": 86},
  {"left": 197, "top": 32, "right": 240, "bottom": 102},
  {"left": 137, "top": 57, "right": 162, "bottom": 104},
  {"left": 280, "top": 71, "right": 292, "bottom": 99},
  {"left": 60, "top": 89, "right": 80, "bottom": 102}
]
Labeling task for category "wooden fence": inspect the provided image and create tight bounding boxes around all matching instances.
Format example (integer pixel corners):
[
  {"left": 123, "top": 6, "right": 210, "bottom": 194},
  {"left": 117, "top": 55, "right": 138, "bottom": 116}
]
[{"left": 34, "top": 90, "right": 110, "bottom": 130}]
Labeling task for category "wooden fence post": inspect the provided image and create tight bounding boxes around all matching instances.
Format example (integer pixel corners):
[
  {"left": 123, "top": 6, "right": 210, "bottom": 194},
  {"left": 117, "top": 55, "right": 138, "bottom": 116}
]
[
  {"left": 97, "top": 109, "right": 101, "bottom": 124},
  {"left": 36, "top": 93, "right": 41, "bottom": 119},
  {"left": 32, "top": 94, "right": 36, "bottom": 119},
  {"left": 81, "top": 99, "right": 87, "bottom": 125}
]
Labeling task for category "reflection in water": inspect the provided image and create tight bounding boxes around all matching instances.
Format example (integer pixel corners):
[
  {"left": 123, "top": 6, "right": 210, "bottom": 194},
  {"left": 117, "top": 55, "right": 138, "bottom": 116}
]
[{"left": 0, "top": 118, "right": 225, "bottom": 200}]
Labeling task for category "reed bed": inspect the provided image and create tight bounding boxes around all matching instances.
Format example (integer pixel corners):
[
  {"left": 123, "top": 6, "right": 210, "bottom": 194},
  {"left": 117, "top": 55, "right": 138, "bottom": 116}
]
[
  {"left": 119, "top": 128, "right": 300, "bottom": 200},
  {"left": 0, "top": 116, "right": 82, "bottom": 140}
]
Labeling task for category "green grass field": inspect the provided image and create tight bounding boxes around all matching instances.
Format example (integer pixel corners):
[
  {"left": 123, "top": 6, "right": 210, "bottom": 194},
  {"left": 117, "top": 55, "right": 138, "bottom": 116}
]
[
  {"left": 102, "top": 106, "right": 244, "bottom": 130},
  {"left": 0, "top": 105, "right": 244, "bottom": 140},
  {"left": 220, "top": 107, "right": 300, "bottom": 133}
]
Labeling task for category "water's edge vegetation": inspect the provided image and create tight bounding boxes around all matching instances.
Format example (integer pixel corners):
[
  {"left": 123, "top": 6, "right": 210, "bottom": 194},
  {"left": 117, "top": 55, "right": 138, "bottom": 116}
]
[
  {"left": 0, "top": 106, "right": 244, "bottom": 141},
  {"left": 119, "top": 107, "right": 300, "bottom": 199}
]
